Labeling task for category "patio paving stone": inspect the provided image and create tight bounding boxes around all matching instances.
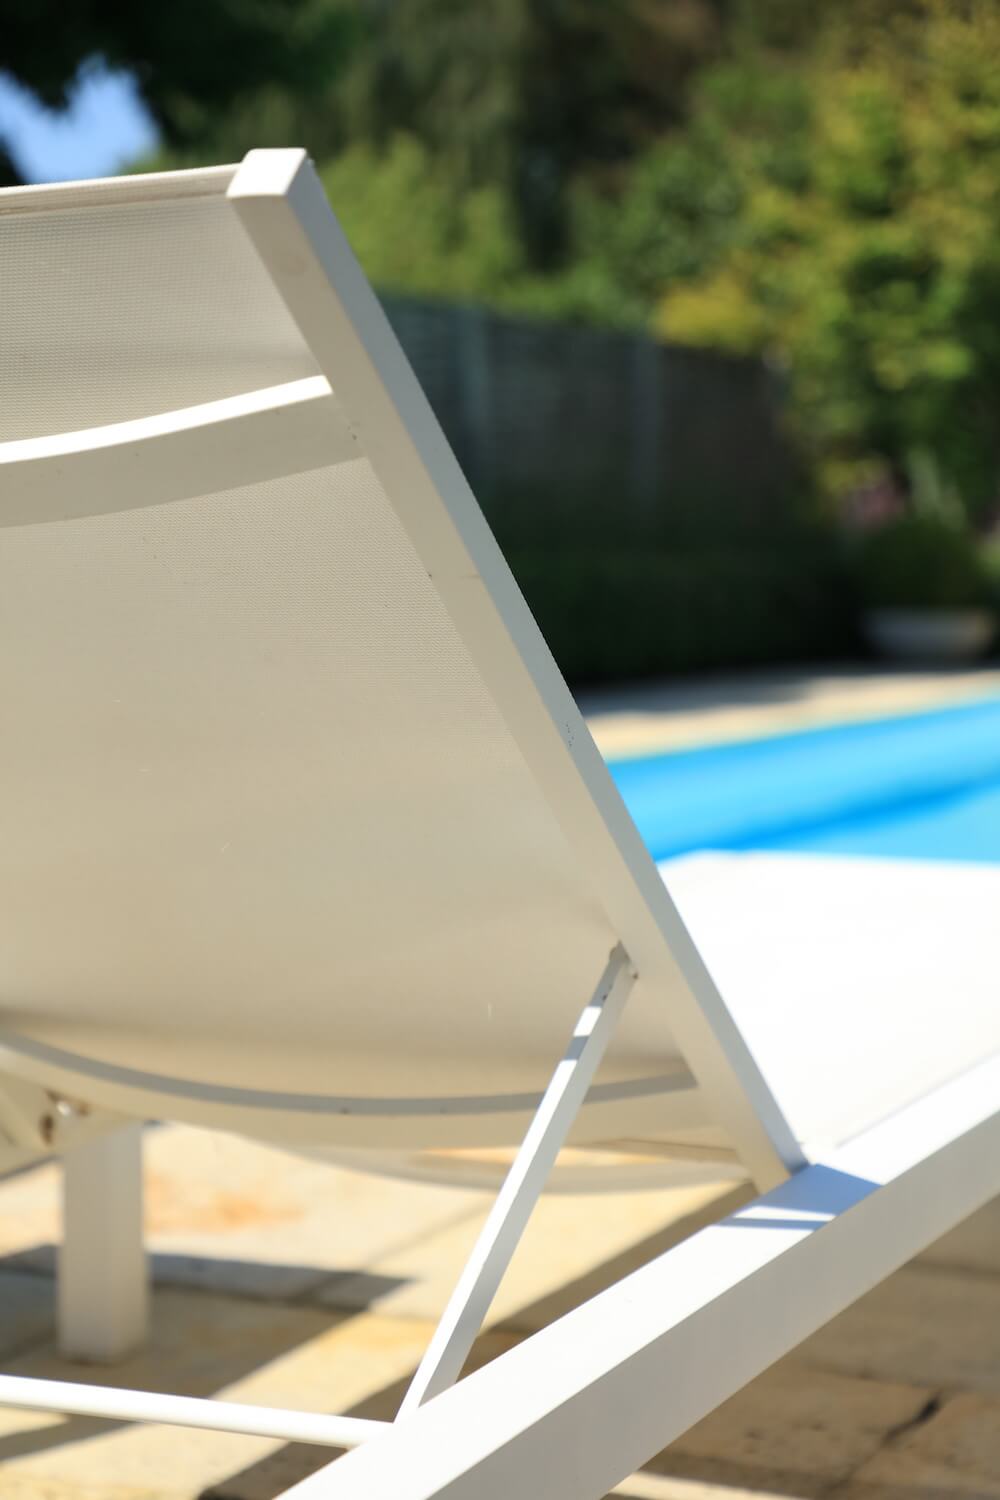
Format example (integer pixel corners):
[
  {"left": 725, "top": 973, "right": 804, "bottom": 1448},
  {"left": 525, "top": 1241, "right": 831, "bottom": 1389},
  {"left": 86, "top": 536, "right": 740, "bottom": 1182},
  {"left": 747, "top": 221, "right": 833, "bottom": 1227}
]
[
  {"left": 796, "top": 1262, "right": 1000, "bottom": 1392},
  {"left": 840, "top": 1392, "right": 1000, "bottom": 1499},
  {"left": 916, "top": 1194, "right": 1000, "bottom": 1278},
  {"left": 640, "top": 1361, "right": 931, "bottom": 1498},
  {"left": 317, "top": 1179, "right": 743, "bottom": 1330}
]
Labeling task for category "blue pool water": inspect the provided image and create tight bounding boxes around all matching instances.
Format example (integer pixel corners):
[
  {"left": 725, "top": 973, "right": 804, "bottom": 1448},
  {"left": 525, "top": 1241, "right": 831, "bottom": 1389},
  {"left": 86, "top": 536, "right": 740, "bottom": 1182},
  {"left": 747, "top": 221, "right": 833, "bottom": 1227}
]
[{"left": 608, "top": 693, "right": 1000, "bottom": 865}]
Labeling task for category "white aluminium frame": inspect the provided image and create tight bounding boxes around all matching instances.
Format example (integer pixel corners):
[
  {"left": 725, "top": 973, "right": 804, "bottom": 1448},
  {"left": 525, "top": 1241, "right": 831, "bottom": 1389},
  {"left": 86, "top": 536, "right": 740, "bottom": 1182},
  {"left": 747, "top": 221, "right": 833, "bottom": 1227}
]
[
  {"left": 226, "top": 149, "right": 803, "bottom": 1193},
  {"left": 0, "top": 376, "right": 352, "bottom": 527},
  {"left": 5, "top": 1024, "right": 1000, "bottom": 1497},
  {"left": 2, "top": 151, "right": 998, "bottom": 1499},
  {"left": 0, "top": 942, "right": 638, "bottom": 1450},
  {"left": 292, "top": 1047, "right": 1000, "bottom": 1499}
]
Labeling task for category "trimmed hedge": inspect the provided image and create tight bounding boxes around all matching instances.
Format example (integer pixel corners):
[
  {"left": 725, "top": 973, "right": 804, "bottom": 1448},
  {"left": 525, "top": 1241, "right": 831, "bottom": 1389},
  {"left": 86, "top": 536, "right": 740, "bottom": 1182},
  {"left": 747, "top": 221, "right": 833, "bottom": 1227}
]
[
  {"left": 507, "top": 544, "right": 855, "bottom": 684},
  {"left": 852, "top": 515, "right": 994, "bottom": 611}
]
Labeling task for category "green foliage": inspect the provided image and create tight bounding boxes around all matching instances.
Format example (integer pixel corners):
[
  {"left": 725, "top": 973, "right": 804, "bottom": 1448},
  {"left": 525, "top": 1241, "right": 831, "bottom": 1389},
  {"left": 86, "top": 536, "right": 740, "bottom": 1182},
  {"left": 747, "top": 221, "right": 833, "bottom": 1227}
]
[
  {"left": 651, "top": 0, "right": 1000, "bottom": 517},
  {"left": 571, "top": 57, "right": 812, "bottom": 333},
  {"left": 508, "top": 542, "right": 853, "bottom": 683},
  {"left": 314, "top": 136, "right": 625, "bottom": 321},
  {"left": 984, "top": 541, "right": 1000, "bottom": 606},
  {"left": 4, "top": 0, "right": 728, "bottom": 280},
  {"left": 341, "top": 0, "right": 726, "bottom": 270},
  {"left": 852, "top": 515, "right": 994, "bottom": 611},
  {"left": 0, "top": 1, "right": 357, "bottom": 178},
  {"left": 319, "top": 138, "right": 528, "bottom": 301}
]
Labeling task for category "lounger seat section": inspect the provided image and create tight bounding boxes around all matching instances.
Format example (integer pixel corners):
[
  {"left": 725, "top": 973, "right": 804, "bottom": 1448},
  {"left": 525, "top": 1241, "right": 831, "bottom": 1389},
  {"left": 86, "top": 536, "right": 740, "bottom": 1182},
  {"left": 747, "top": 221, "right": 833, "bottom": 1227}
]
[{"left": 665, "top": 850, "right": 1000, "bottom": 1153}]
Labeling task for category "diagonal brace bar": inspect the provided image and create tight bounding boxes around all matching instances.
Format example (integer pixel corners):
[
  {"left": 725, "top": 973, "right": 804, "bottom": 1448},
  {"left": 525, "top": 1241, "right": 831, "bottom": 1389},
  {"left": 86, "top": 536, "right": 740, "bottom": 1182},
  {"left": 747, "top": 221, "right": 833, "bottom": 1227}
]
[
  {"left": 0, "top": 1374, "right": 386, "bottom": 1449},
  {"left": 398, "top": 944, "right": 636, "bottom": 1414},
  {"left": 281, "top": 1050, "right": 1000, "bottom": 1500}
]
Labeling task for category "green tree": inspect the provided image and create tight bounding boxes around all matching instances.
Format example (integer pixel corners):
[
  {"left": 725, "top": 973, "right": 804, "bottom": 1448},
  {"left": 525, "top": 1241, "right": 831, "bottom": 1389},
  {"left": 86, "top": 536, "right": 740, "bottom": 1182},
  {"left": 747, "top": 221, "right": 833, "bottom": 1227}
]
[
  {"left": 340, "top": 0, "right": 727, "bottom": 270},
  {"left": 131, "top": 0, "right": 734, "bottom": 313},
  {"left": 319, "top": 135, "right": 527, "bottom": 301},
  {"left": 567, "top": 53, "right": 811, "bottom": 329},
  {"left": 650, "top": 0, "right": 1000, "bottom": 517},
  {"left": 0, "top": 0, "right": 357, "bottom": 183}
]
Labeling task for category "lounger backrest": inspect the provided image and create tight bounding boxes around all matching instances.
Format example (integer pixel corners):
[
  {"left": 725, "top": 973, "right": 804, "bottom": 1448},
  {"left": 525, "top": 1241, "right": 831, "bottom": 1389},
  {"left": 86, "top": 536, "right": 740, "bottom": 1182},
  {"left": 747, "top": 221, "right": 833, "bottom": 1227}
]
[{"left": 0, "top": 153, "right": 797, "bottom": 1187}]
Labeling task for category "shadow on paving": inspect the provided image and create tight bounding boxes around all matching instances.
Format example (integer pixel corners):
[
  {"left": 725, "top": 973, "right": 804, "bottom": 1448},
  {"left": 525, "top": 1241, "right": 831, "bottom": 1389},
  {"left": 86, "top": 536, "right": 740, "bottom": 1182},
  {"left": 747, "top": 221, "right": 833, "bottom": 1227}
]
[
  {"left": 196, "top": 1182, "right": 753, "bottom": 1500},
  {"left": 0, "top": 1249, "right": 406, "bottom": 1470},
  {"left": 4, "top": 1244, "right": 407, "bottom": 1307}
]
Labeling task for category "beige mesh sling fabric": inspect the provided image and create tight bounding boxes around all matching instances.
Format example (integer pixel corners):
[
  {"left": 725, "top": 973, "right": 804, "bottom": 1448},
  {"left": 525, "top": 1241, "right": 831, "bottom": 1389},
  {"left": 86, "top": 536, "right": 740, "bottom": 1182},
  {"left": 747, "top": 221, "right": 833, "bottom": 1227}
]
[
  {"left": 3, "top": 151, "right": 1000, "bottom": 1500},
  {"left": 0, "top": 150, "right": 798, "bottom": 1189}
]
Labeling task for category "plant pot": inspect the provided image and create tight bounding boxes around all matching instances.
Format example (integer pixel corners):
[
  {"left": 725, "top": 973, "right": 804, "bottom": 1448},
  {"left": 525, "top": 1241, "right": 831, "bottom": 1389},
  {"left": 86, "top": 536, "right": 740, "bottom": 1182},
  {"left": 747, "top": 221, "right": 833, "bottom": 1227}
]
[{"left": 863, "top": 607, "right": 996, "bottom": 664}]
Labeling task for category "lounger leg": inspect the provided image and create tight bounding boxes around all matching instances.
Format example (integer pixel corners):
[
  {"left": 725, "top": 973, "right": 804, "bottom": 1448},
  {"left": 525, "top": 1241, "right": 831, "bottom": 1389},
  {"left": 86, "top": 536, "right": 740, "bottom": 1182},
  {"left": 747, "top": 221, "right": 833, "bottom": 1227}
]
[{"left": 58, "top": 1125, "right": 148, "bottom": 1362}]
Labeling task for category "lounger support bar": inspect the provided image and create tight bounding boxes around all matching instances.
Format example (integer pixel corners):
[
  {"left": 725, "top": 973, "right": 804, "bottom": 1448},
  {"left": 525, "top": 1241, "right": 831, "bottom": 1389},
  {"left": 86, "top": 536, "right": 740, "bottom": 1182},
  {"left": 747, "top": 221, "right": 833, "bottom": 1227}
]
[
  {"left": 0, "top": 1375, "right": 386, "bottom": 1450},
  {"left": 399, "top": 943, "right": 636, "bottom": 1412},
  {"left": 6, "top": 1036, "right": 999, "bottom": 1497},
  {"left": 276, "top": 1047, "right": 1000, "bottom": 1499},
  {"left": 0, "top": 376, "right": 354, "bottom": 528}
]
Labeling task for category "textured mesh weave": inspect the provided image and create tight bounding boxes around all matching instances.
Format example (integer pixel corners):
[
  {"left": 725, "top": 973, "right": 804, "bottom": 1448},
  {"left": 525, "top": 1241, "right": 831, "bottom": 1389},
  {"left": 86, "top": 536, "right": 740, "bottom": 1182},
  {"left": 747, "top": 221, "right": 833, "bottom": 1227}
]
[
  {"left": 0, "top": 194, "right": 317, "bottom": 440},
  {"left": 0, "top": 182, "right": 685, "bottom": 1152},
  {"left": 1, "top": 457, "right": 676, "bottom": 1105}
]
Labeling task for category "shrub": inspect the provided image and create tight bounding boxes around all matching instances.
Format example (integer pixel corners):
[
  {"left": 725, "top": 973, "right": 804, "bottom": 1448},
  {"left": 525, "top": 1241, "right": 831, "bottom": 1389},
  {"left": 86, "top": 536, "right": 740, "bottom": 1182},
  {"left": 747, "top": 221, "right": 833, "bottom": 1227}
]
[
  {"left": 507, "top": 543, "right": 853, "bottom": 684},
  {"left": 651, "top": 1, "right": 1000, "bottom": 521},
  {"left": 852, "top": 515, "right": 994, "bottom": 611}
]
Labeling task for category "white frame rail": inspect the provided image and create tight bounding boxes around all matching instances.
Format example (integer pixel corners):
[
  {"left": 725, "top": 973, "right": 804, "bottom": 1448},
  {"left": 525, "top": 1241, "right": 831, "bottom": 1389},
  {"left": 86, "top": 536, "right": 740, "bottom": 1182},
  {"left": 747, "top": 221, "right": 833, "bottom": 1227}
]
[
  {"left": 283, "top": 1047, "right": 1000, "bottom": 1498},
  {"left": 1, "top": 148, "right": 997, "bottom": 1499},
  {"left": 0, "top": 943, "right": 638, "bottom": 1450},
  {"left": 0, "top": 377, "right": 351, "bottom": 528},
  {"left": 4, "top": 1043, "right": 998, "bottom": 1495},
  {"left": 227, "top": 148, "right": 804, "bottom": 1195}
]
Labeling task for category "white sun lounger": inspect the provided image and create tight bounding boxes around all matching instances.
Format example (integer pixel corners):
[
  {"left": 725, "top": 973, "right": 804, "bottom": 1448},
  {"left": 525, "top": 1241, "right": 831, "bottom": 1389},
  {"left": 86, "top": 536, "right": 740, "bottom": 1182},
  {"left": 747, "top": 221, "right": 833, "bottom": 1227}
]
[{"left": 1, "top": 149, "right": 998, "bottom": 1499}]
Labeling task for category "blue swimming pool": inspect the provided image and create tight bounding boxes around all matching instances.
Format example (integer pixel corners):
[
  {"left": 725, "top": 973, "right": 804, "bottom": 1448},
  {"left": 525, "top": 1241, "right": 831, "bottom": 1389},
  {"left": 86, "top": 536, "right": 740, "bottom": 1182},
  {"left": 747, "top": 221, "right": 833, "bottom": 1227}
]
[{"left": 608, "top": 693, "right": 1000, "bottom": 865}]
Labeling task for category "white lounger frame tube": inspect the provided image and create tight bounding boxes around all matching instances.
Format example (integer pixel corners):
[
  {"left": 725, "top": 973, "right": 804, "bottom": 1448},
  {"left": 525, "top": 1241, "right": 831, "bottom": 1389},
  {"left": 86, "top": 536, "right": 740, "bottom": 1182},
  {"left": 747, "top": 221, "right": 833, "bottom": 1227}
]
[
  {"left": 291, "top": 1047, "right": 1000, "bottom": 1500},
  {"left": 1, "top": 148, "right": 998, "bottom": 1499},
  {"left": 3, "top": 943, "right": 636, "bottom": 1443},
  {"left": 8, "top": 1029, "right": 1000, "bottom": 1497},
  {"left": 0, "top": 1375, "right": 385, "bottom": 1451},
  {"left": 0, "top": 377, "right": 353, "bottom": 527},
  {"left": 224, "top": 149, "right": 803, "bottom": 1195}
]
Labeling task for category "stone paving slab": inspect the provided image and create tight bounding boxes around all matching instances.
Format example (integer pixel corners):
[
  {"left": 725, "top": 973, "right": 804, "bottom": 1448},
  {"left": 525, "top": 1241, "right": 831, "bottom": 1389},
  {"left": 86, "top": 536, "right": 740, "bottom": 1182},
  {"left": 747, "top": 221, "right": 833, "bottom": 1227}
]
[
  {"left": 194, "top": 1331, "right": 522, "bottom": 1500},
  {"left": 917, "top": 1194, "right": 1000, "bottom": 1278},
  {"left": 0, "top": 1128, "right": 487, "bottom": 1284},
  {"left": 0, "top": 1286, "right": 336, "bottom": 1496},
  {"left": 797, "top": 1263, "right": 1000, "bottom": 1392},
  {"left": 317, "top": 1179, "right": 742, "bottom": 1331},
  {"left": 644, "top": 1361, "right": 932, "bottom": 1498},
  {"left": 609, "top": 1480, "right": 794, "bottom": 1500},
  {"left": 0, "top": 1161, "right": 61, "bottom": 1260},
  {"left": 3, "top": 1125, "right": 1000, "bottom": 1500},
  {"left": 0, "top": 1269, "right": 519, "bottom": 1500},
  {"left": 840, "top": 1392, "right": 1000, "bottom": 1500},
  {"left": 0, "top": 1480, "right": 182, "bottom": 1500},
  {"left": 0, "top": 1271, "right": 54, "bottom": 1361},
  {"left": 144, "top": 1130, "right": 487, "bottom": 1283}
]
